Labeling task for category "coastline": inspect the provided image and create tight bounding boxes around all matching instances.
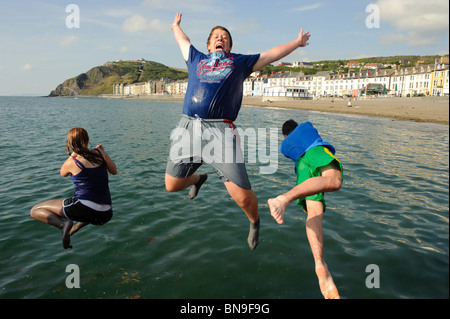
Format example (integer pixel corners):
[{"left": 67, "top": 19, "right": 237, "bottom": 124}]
[{"left": 99, "top": 94, "right": 449, "bottom": 124}]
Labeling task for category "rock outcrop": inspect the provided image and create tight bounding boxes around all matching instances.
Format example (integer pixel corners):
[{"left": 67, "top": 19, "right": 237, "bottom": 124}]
[{"left": 49, "top": 61, "right": 188, "bottom": 96}]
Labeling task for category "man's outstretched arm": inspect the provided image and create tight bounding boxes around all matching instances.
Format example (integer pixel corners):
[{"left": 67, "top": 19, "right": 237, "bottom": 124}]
[
  {"left": 172, "top": 13, "right": 191, "bottom": 61},
  {"left": 253, "top": 28, "right": 310, "bottom": 71}
]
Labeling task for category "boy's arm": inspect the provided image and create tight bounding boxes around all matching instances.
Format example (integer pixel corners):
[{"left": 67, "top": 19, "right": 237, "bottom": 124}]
[
  {"left": 172, "top": 13, "right": 191, "bottom": 61},
  {"left": 253, "top": 28, "right": 310, "bottom": 71}
]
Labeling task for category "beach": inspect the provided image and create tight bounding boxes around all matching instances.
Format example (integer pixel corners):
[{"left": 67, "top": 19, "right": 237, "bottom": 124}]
[
  {"left": 243, "top": 96, "right": 449, "bottom": 124},
  {"left": 105, "top": 94, "right": 449, "bottom": 124}
]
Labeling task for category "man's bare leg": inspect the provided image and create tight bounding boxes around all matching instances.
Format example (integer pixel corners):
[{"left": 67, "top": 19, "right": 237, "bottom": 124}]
[
  {"left": 305, "top": 200, "right": 340, "bottom": 299},
  {"left": 224, "top": 181, "right": 260, "bottom": 250}
]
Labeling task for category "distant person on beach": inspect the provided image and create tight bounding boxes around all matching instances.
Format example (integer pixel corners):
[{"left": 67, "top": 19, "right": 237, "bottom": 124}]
[
  {"left": 268, "top": 119, "right": 343, "bottom": 299},
  {"left": 30, "top": 128, "right": 117, "bottom": 249},
  {"left": 166, "top": 12, "right": 310, "bottom": 250}
]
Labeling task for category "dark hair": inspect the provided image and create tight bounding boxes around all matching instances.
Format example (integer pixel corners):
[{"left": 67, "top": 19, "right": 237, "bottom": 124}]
[
  {"left": 282, "top": 119, "right": 298, "bottom": 136},
  {"left": 207, "top": 26, "right": 233, "bottom": 50},
  {"left": 66, "top": 127, "right": 103, "bottom": 165}
]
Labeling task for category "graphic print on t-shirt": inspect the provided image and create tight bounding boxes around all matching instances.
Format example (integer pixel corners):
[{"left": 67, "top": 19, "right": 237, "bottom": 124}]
[{"left": 196, "top": 51, "right": 234, "bottom": 83}]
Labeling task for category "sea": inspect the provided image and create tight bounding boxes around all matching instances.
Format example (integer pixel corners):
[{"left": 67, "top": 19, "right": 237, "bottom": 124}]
[{"left": 0, "top": 96, "right": 448, "bottom": 301}]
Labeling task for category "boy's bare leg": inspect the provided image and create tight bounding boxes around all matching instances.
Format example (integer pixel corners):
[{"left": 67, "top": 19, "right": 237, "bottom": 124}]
[
  {"left": 165, "top": 173, "right": 201, "bottom": 192},
  {"left": 165, "top": 173, "right": 208, "bottom": 200},
  {"left": 305, "top": 200, "right": 340, "bottom": 299},
  {"left": 268, "top": 165, "right": 342, "bottom": 224}
]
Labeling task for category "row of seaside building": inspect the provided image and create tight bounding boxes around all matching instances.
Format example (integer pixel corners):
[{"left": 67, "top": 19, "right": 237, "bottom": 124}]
[{"left": 113, "top": 62, "right": 449, "bottom": 100}]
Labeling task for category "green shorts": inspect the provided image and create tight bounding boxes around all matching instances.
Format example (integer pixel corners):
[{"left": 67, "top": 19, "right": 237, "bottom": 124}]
[{"left": 295, "top": 146, "right": 343, "bottom": 213}]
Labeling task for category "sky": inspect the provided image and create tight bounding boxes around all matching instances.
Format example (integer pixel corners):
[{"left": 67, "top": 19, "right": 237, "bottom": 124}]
[{"left": 0, "top": 0, "right": 448, "bottom": 96}]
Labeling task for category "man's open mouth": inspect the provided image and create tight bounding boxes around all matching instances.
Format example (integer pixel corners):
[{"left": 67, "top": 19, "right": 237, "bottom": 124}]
[{"left": 216, "top": 43, "right": 224, "bottom": 50}]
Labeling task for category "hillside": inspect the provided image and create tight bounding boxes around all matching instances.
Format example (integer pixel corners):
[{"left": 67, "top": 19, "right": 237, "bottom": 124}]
[
  {"left": 259, "top": 55, "right": 446, "bottom": 76},
  {"left": 49, "top": 60, "right": 188, "bottom": 96}
]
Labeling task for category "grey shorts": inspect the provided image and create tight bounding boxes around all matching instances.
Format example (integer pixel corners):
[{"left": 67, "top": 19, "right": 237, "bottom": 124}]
[{"left": 166, "top": 115, "right": 251, "bottom": 190}]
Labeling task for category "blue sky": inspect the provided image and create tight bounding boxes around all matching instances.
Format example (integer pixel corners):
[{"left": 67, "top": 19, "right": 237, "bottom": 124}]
[{"left": 0, "top": 0, "right": 448, "bottom": 96}]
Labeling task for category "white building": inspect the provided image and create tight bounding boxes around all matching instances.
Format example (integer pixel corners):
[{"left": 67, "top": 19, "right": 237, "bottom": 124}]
[
  {"left": 243, "top": 76, "right": 268, "bottom": 96},
  {"left": 292, "top": 61, "right": 314, "bottom": 68},
  {"left": 253, "top": 77, "right": 265, "bottom": 96},
  {"left": 261, "top": 69, "right": 394, "bottom": 98},
  {"left": 264, "top": 71, "right": 303, "bottom": 89},
  {"left": 322, "top": 71, "right": 374, "bottom": 97},
  {"left": 262, "top": 86, "right": 313, "bottom": 101},
  {"left": 243, "top": 77, "right": 253, "bottom": 96},
  {"left": 166, "top": 80, "right": 188, "bottom": 95},
  {"left": 311, "top": 69, "right": 392, "bottom": 97},
  {"left": 391, "top": 65, "right": 433, "bottom": 96}
]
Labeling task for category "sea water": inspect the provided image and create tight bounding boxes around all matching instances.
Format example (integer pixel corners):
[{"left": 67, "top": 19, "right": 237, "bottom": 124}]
[{"left": 0, "top": 96, "right": 448, "bottom": 299}]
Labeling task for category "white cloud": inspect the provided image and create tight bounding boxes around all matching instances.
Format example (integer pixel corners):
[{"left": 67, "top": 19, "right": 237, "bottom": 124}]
[
  {"left": 59, "top": 35, "right": 79, "bottom": 46},
  {"left": 104, "top": 8, "right": 134, "bottom": 18},
  {"left": 142, "top": 0, "right": 217, "bottom": 13},
  {"left": 19, "top": 64, "right": 33, "bottom": 71},
  {"left": 294, "top": 3, "right": 324, "bottom": 12},
  {"left": 380, "top": 31, "right": 438, "bottom": 47},
  {"left": 376, "top": 0, "right": 449, "bottom": 32},
  {"left": 119, "top": 46, "right": 128, "bottom": 53},
  {"left": 375, "top": 0, "right": 448, "bottom": 48},
  {"left": 122, "top": 14, "right": 166, "bottom": 33}
]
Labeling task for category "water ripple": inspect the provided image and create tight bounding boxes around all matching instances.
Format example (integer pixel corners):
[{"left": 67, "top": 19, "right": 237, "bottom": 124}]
[{"left": 0, "top": 97, "right": 448, "bottom": 299}]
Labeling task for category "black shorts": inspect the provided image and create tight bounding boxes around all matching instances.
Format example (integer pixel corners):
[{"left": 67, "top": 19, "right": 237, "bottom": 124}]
[{"left": 63, "top": 198, "right": 112, "bottom": 225}]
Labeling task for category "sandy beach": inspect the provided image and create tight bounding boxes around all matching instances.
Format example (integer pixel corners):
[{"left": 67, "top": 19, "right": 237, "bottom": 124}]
[
  {"left": 104, "top": 95, "right": 449, "bottom": 125},
  {"left": 242, "top": 96, "right": 449, "bottom": 124}
]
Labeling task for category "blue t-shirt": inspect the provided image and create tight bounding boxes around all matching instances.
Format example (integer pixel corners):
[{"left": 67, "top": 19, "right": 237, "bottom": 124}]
[{"left": 183, "top": 45, "right": 260, "bottom": 121}]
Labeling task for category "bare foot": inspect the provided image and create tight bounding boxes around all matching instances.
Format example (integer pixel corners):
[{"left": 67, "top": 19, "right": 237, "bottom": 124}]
[
  {"left": 267, "top": 195, "right": 289, "bottom": 224},
  {"left": 315, "top": 263, "right": 340, "bottom": 299}
]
